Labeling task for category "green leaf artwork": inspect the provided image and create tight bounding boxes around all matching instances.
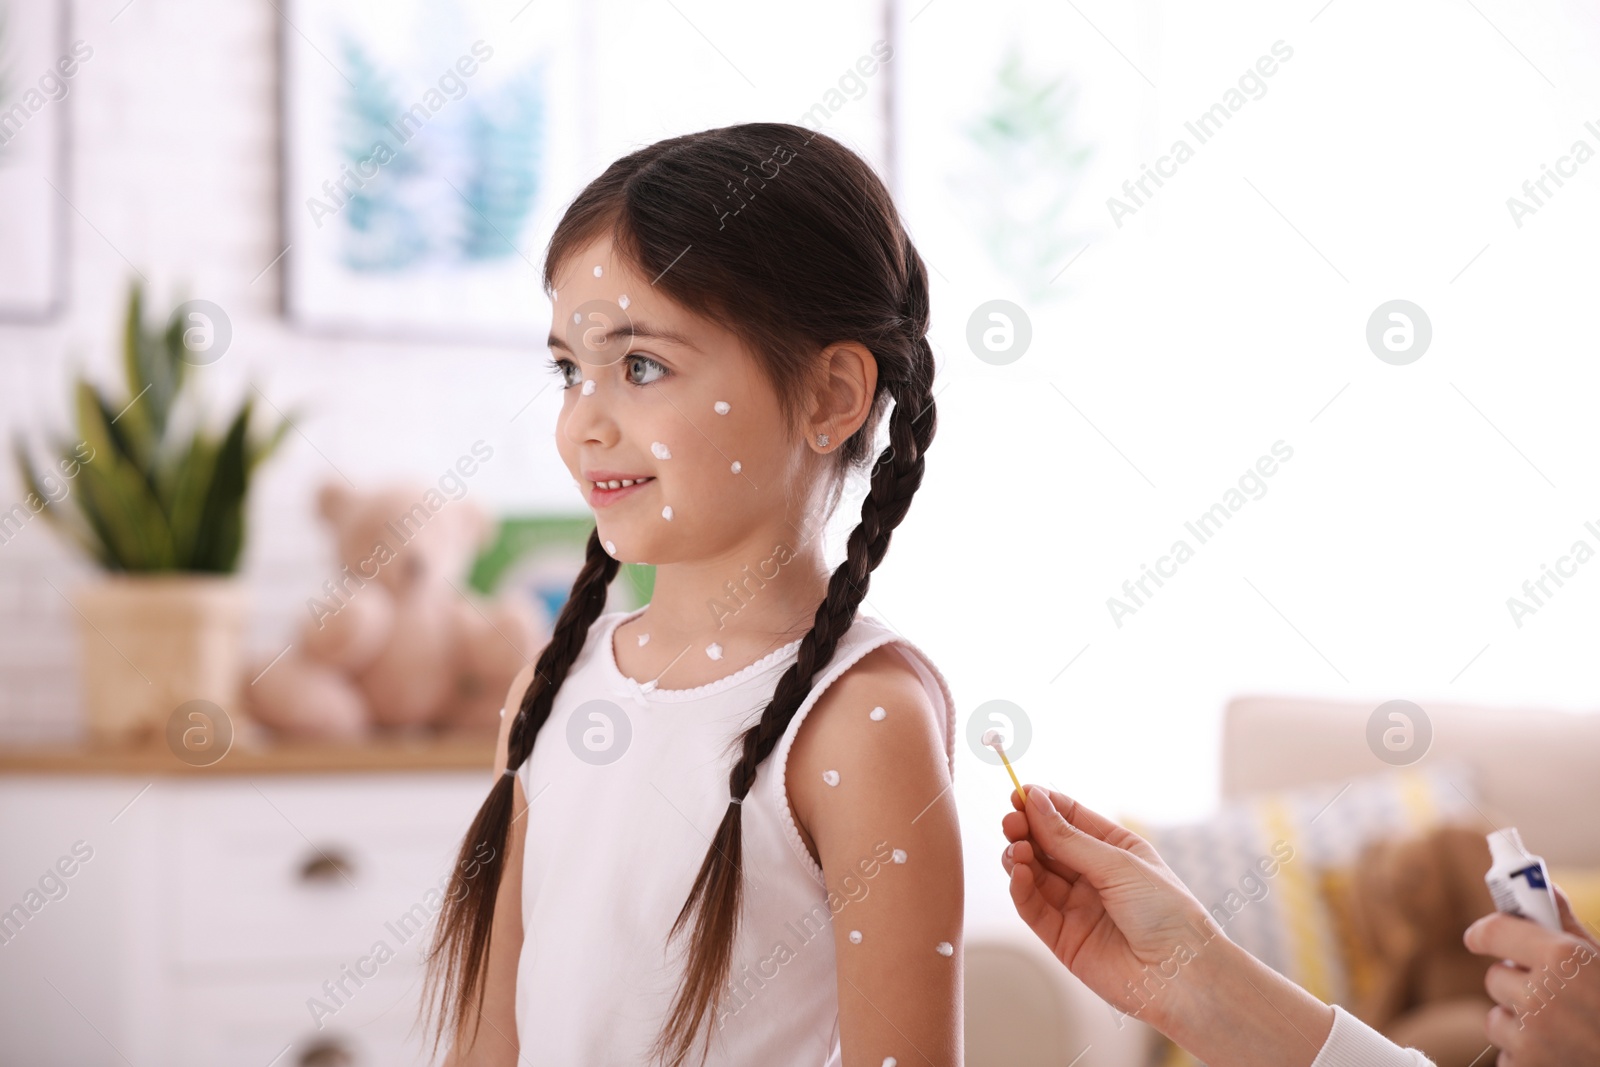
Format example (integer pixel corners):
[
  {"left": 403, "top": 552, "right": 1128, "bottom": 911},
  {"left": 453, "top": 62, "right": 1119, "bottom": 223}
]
[
  {"left": 949, "top": 43, "right": 1096, "bottom": 304},
  {"left": 332, "top": 34, "right": 543, "bottom": 272}
]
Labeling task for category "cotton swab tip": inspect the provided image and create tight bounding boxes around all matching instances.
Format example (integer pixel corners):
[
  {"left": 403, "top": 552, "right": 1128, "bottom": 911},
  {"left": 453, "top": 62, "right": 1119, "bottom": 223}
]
[{"left": 981, "top": 728, "right": 1004, "bottom": 749}]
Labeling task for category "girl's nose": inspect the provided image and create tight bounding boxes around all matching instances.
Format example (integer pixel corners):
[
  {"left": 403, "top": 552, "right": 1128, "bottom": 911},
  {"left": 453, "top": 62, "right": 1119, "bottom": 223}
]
[{"left": 561, "top": 369, "right": 620, "bottom": 447}]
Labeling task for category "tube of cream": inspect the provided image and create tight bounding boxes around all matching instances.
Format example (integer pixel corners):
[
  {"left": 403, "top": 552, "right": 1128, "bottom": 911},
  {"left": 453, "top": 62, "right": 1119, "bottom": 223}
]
[{"left": 1484, "top": 827, "right": 1562, "bottom": 933}]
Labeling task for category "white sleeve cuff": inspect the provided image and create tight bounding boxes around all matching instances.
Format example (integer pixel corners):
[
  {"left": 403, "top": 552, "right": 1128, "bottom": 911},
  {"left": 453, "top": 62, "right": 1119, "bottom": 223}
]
[{"left": 1309, "top": 1005, "right": 1436, "bottom": 1067}]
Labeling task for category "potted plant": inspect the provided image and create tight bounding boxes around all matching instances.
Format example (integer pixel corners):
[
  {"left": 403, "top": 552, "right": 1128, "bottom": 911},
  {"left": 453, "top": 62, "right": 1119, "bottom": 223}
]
[{"left": 11, "top": 283, "right": 292, "bottom": 744}]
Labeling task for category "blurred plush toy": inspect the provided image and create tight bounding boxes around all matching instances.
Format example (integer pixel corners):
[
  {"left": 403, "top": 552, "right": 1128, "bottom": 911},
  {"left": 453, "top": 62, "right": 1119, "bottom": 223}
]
[
  {"left": 245, "top": 483, "right": 545, "bottom": 739},
  {"left": 1343, "top": 824, "right": 1498, "bottom": 1067}
]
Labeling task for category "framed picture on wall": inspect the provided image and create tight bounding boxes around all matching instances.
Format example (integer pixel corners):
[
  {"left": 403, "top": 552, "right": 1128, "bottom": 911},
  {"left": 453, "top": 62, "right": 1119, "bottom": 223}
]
[
  {"left": 0, "top": 0, "right": 71, "bottom": 321},
  {"left": 279, "top": 0, "right": 586, "bottom": 344}
]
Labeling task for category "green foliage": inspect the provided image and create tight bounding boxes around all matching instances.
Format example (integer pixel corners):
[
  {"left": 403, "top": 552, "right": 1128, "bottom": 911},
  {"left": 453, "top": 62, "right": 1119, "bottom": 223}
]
[
  {"left": 951, "top": 43, "right": 1096, "bottom": 303},
  {"left": 10, "top": 282, "right": 294, "bottom": 573}
]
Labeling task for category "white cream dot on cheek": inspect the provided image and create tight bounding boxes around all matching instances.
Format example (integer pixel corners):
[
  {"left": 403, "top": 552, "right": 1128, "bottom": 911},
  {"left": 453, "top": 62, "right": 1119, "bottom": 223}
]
[
  {"left": 618, "top": 294, "right": 630, "bottom": 309},
  {"left": 936, "top": 941, "right": 953, "bottom": 957},
  {"left": 730, "top": 460, "right": 742, "bottom": 474},
  {"left": 892, "top": 848, "right": 906, "bottom": 863},
  {"left": 714, "top": 401, "right": 730, "bottom": 415},
  {"left": 822, "top": 769, "right": 840, "bottom": 786},
  {"left": 593, "top": 265, "right": 603, "bottom": 277},
  {"left": 651, "top": 441, "right": 672, "bottom": 460},
  {"left": 662, "top": 505, "right": 673, "bottom": 521},
  {"left": 581, "top": 379, "right": 595, "bottom": 395}
]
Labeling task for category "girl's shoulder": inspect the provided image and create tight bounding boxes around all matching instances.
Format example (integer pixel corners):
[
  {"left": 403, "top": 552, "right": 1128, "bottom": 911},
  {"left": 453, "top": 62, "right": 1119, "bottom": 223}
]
[{"left": 792, "top": 612, "right": 956, "bottom": 769}]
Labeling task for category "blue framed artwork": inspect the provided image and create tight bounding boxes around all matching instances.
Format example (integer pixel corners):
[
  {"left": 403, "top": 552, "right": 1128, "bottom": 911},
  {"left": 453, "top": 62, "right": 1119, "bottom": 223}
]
[{"left": 280, "top": 0, "right": 584, "bottom": 343}]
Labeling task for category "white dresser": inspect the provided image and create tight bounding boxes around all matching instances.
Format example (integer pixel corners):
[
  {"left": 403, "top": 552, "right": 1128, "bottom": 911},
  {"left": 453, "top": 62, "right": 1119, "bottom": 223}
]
[{"left": 0, "top": 740, "right": 496, "bottom": 1067}]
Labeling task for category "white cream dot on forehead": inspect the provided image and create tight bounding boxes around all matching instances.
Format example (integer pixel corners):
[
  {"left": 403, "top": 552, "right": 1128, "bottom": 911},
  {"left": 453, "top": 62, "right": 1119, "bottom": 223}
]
[
  {"left": 618, "top": 294, "right": 630, "bottom": 309},
  {"left": 581, "top": 379, "right": 595, "bottom": 395},
  {"left": 935, "top": 941, "right": 953, "bottom": 957},
  {"left": 714, "top": 401, "right": 730, "bottom": 415},
  {"left": 651, "top": 441, "right": 672, "bottom": 459},
  {"left": 730, "top": 460, "right": 742, "bottom": 474},
  {"left": 661, "top": 505, "right": 673, "bottom": 521},
  {"left": 593, "top": 265, "right": 603, "bottom": 277}
]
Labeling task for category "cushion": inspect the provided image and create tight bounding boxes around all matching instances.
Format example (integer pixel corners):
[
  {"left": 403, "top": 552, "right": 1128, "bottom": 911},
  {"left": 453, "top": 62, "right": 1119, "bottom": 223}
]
[{"left": 1125, "top": 762, "right": 1488, "bottom": 1067}]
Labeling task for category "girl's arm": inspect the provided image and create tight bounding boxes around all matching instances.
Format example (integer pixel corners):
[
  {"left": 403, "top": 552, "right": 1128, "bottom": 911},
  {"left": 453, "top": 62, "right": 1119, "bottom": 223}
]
[
  {"left": 441, "top": 663, "right": 535, "bottom": 1067},
  {"left": 787, "top": 646, "right": 964, "bottom": 1067}
]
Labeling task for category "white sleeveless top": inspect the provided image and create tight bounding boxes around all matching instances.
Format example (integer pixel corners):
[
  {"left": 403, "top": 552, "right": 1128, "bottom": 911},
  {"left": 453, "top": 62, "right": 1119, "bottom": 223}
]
[{"left": 513, "top": 606, "right": 955, "bottom": 1066}]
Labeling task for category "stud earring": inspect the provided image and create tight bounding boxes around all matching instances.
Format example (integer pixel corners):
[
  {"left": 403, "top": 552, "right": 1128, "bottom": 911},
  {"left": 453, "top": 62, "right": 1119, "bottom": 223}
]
[{"left": 816, "top": 432, "right": 830, "bottom": 448}]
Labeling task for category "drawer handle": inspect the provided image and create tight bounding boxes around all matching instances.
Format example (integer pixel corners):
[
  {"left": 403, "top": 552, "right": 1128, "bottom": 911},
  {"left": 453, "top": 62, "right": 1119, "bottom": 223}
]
[
  {"left": 298, "top": 1037, "right": 356, "bottom": 1067},
  {"left": 298, "top": 847, "right": 357, "bottom": 885}
]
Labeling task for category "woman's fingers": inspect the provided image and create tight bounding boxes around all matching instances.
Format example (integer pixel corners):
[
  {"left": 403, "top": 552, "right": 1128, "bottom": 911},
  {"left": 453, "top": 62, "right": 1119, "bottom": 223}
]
[
  {"left": 1002, "top": 839, "right": 1074, "bottom": 910},
  {"left": 1018, "top": 784, "right": 1151, "bottom": 891},
  {"left": 1483, "top": 960, "right": 1533, "bottom": 1013},
  {"left": 1002, "top": 809, "right": 1085, "bottom": 889},
  {"left": 1012, "top": 784, "right": 1162, "bottom": 866},
  {"left": 1008, "top": 850, "right": 1067, "bottom": 954}
]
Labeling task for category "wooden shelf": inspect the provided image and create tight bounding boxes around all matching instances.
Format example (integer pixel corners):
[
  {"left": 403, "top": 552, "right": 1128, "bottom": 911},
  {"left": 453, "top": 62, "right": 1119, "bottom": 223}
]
[{"left": 0, "top": 732, "right": 498, "bottom": 776}]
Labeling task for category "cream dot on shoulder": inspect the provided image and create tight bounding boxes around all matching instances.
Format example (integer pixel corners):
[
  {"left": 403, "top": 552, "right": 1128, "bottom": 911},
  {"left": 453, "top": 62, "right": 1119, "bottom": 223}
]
[
  {"left": 935, "top": 941, "right": 953, "bottom": 957},
  {"left": 638, "top": 633, "right": 650, "bottom": 646},
  {"left": 848, "top": 930, "right": 862, "bottom": 944},
  {"left": 730, "top": 460, "right": 742, "bottom": 474},
  {"left": 870, "top": 706, "right": 886, "bottom": 720},
  {"left": 822, "top": 769, "right": 840, "bottom": 786},
  {"left": 892, "top": 848, "right": 906, "bottom": 863},
  {"left": 714, "top": 401, "right": 730, "bottom": 414}
]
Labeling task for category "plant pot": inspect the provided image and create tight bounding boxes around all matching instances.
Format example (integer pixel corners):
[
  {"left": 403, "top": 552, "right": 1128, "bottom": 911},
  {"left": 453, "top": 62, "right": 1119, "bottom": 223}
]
[{"left": 72, "top": 574, "right": 251, "bottom": 746}]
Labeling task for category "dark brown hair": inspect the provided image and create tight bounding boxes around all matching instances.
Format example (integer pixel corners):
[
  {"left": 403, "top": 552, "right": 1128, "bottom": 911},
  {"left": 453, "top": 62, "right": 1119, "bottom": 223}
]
[{"left": 422, "top": 122, "right": 937, "bottom": 1066}]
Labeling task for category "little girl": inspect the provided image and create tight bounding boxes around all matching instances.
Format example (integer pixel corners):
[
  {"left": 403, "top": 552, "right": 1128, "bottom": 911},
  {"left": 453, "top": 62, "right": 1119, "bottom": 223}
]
[{"left": 423, "top": 123, "right": 961, "bottom": 1067}]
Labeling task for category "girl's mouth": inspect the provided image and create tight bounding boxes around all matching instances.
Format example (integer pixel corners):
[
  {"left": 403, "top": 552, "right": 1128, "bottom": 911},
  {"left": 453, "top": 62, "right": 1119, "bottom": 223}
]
[{"left": 586, "top": 475, "right": 655, "bottom": 508}]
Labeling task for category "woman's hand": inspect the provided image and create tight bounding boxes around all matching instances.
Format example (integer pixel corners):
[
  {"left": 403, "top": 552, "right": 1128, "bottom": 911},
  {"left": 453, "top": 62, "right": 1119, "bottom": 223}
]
[
  {"left": 1465, "top": 886, "right": 1600, "bottom": 1067},
  {"left": 999, "top": 783, "right": 1217, "bottom": 1028}
]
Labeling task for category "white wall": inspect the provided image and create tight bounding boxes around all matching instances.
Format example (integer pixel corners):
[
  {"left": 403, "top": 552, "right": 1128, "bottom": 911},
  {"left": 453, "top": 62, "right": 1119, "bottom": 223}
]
[{"left": 3, "top": 0, "right": 1599, "bottom": 938}]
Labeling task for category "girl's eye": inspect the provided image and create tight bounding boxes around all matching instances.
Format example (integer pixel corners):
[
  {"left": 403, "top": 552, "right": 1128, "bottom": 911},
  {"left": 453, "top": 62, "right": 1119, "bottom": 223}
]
[
  {"left": 625, "top": 354, "right": 668, "bottom": 386},
  {"left": 548, "top": 356, "right": 582, "bottom": 389}
]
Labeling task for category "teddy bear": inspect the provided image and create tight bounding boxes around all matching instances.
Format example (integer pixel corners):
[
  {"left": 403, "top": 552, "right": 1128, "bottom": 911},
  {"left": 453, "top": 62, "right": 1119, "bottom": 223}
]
[
  {"left": 1340, "top": 823, "right": 1499, "bottom": 1067},
  {"left": 245, "top": 482, "right": 545, "bottom": 740}
]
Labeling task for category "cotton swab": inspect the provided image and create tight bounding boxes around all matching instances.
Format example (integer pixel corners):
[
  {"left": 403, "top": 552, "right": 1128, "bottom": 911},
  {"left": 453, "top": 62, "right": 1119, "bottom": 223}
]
[{"left": 981, "top": 729, "right": 1027, "bottom": 805}]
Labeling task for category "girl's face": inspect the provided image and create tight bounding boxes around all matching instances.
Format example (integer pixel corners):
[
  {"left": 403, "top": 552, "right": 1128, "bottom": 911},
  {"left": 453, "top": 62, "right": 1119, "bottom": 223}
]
[{"left": 547, "top": 235, "right": 816, "bottom": 565}]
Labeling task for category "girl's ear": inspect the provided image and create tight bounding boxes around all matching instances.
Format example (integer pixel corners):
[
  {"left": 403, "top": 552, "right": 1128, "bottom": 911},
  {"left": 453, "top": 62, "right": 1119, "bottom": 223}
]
[{"left": 805, "top": 341, "right": 879, "bottom": 452}]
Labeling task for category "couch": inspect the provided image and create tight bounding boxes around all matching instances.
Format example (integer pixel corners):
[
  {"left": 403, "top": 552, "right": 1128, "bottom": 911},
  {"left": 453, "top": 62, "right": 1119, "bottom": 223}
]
[{"left": 963, "top": 694, "right": 1600, "bottom": 1067}]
